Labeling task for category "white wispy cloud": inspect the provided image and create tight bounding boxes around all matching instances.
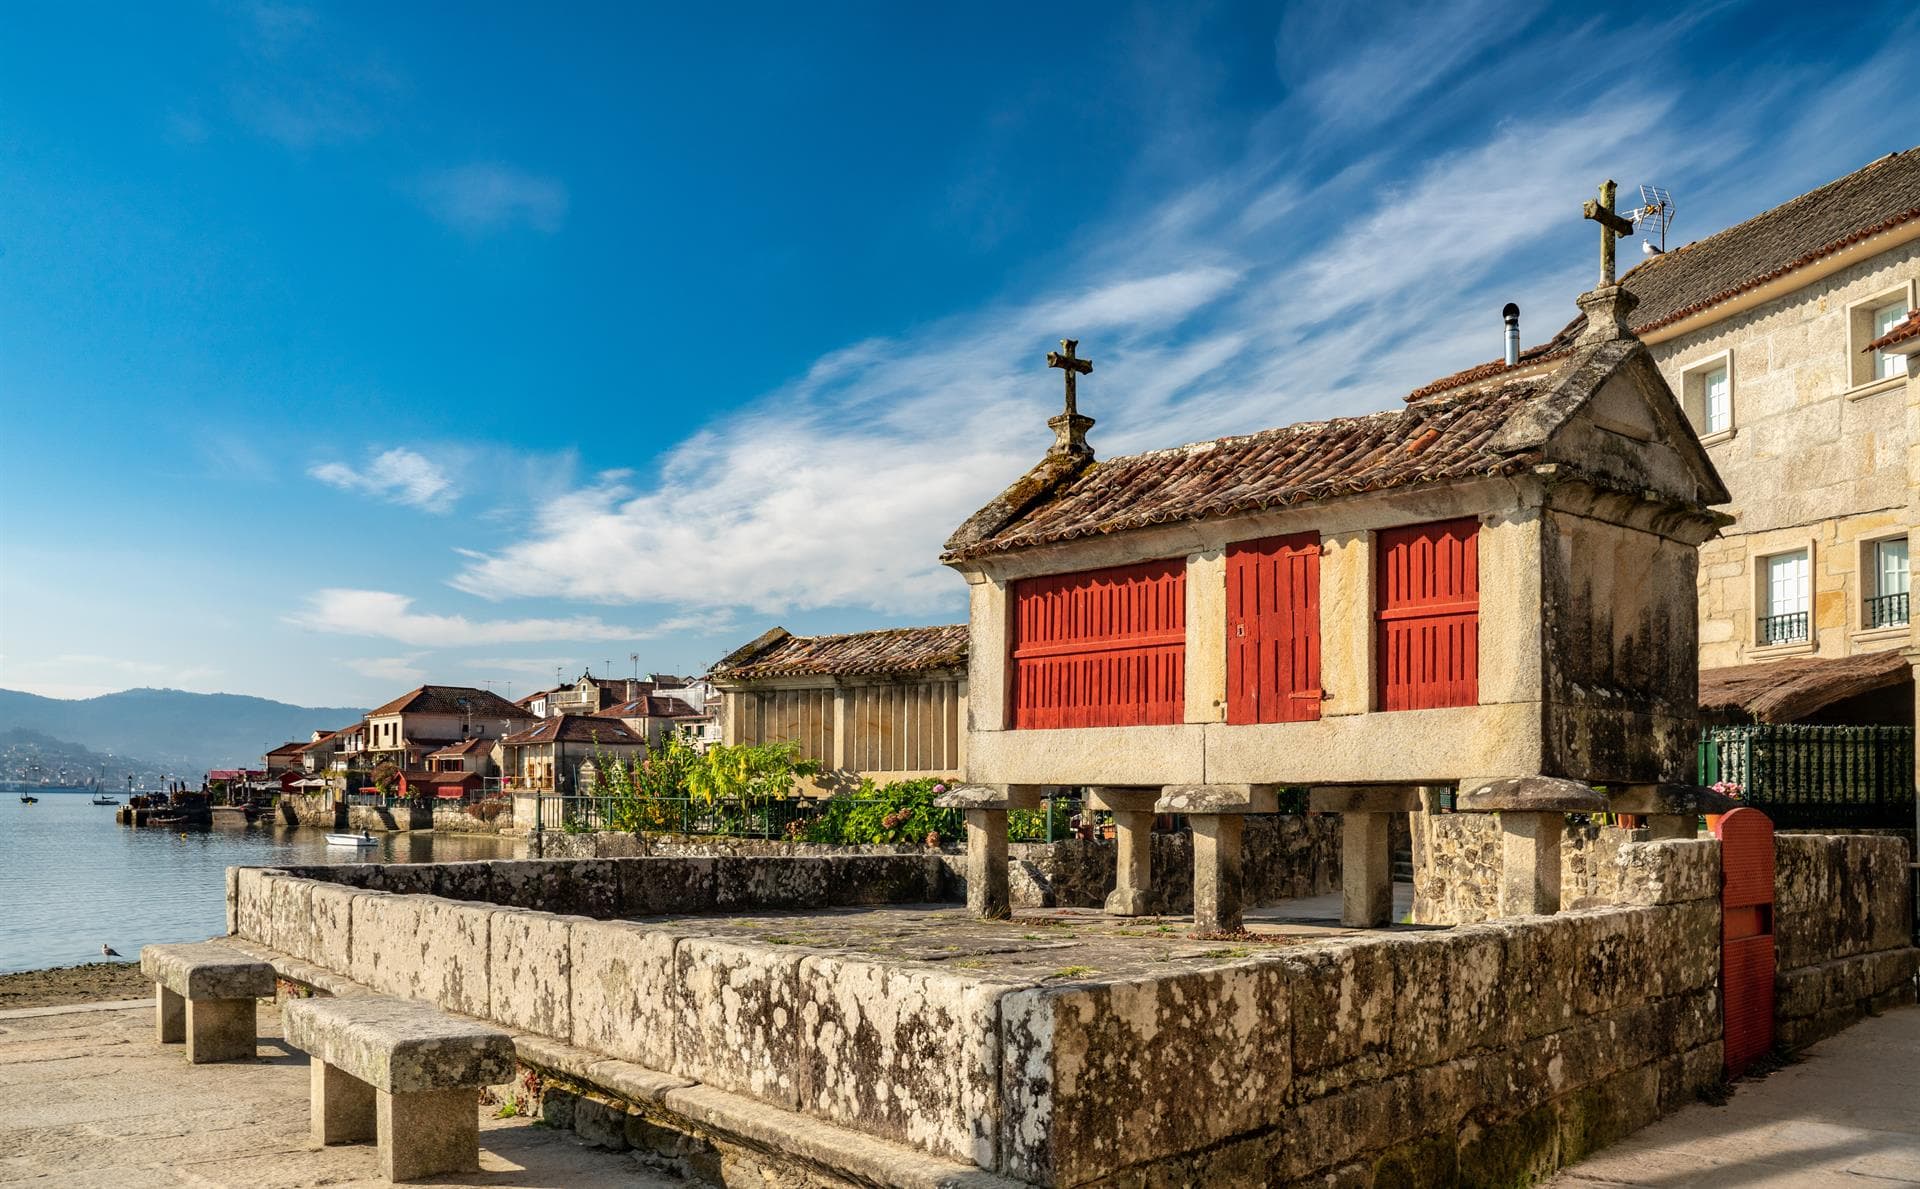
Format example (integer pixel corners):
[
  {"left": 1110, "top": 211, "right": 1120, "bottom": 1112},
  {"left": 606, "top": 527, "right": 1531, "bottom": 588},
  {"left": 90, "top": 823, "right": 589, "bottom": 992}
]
[
  {"left": 413, "top": 163, "right": 569, "bottom": 234},
  {"left": 225, "top": 2, "right": 404, "bottom": 150},
  {"left": 289, "top": 590, "right": 644, "bottom": 647},
  {"left": 346, "top": 653, "right": 428, "bottom": 684},
  {"left": 309, "top": 447, "right": 456, "bottom": 512}
]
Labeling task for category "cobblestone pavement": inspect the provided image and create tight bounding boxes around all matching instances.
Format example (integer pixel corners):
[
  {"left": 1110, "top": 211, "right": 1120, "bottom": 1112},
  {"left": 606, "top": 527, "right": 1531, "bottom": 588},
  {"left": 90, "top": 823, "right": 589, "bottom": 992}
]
[
  {"left": 0, "top": 999, "right": 679, "bottom": 1187},
  {"left": 1550, "top": 1004, "right": 1920, "bottom": 1187}
]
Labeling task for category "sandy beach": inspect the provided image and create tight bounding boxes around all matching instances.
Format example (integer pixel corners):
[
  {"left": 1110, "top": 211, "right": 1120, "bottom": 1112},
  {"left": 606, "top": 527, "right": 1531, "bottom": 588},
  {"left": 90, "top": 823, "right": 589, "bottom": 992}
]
[{"left": 0, "top": 960, "right": 150, "bottom": 1009}]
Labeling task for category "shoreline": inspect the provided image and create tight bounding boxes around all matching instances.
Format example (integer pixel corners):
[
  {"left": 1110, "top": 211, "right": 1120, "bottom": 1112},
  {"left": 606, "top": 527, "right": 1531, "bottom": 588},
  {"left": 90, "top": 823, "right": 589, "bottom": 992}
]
[{"left": 0, "top": 960, "right": 151, "bottom": 1010}]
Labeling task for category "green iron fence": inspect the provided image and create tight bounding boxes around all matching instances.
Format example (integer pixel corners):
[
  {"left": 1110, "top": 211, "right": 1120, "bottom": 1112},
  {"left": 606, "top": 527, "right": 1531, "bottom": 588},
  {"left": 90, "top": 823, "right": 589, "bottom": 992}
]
[{"left": 1698, "top": 723, "right": 1915, "bottom": 829}]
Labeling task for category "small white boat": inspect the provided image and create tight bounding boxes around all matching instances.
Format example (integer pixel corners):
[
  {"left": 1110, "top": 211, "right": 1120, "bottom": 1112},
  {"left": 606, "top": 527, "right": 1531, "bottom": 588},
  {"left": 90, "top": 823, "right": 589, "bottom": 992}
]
[{"left": 325, "top": 833, "right": 378, "bottom": 847}]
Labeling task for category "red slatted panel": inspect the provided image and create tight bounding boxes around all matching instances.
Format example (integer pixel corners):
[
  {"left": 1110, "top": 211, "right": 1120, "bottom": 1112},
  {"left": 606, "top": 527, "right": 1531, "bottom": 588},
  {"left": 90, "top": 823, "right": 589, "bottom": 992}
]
[
  {"left": 1227, "top": 533, "right": 1322, "bottom": 724},
  {"left": 1715, "top": 807, "right": 1776, "bottom": 1078},
  {"left": 1010, "top": 559, "right": 1186, "bottom": 729},
  {"left": 1375, "top": 518, "right": 1479, "bottom": 710}
]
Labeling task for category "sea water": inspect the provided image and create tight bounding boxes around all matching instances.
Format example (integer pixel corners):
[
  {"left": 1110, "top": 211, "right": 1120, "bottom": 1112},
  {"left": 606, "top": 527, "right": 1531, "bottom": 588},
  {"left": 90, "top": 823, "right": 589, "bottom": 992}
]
[{"left": 0, "top": 792, "right": 520, "bottom": 973}]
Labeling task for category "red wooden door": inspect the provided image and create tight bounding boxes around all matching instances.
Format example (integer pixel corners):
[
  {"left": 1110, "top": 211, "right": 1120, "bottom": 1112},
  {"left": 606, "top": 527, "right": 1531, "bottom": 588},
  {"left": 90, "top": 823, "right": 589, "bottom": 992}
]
[
  {"left": 1375, "top": 519, "right": 1479, "bottom": 710},
  {"left": 1715, "top": 807, "right": 1776, "bottom": 1078},
  {"left": 1009, "top": 559, "right": 1185, "bottom": 729},
  {"left": 1227, "top": 533, "right": 1322, "bottom": 724}
]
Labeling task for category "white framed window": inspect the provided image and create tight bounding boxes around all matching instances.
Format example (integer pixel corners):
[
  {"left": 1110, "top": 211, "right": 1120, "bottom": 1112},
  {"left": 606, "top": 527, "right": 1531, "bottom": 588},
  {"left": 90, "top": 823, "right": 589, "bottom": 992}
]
[
  {"left": 1760, "top": 550, "right": 1810, "bottom": 644},
  {"left": 1867, "top": 536, "right": 1909, "bottom": 629},
  {"left": 1848, "top": 283, "right": 1915, "bottom": 389},
  {"left": 1872, "top": 300, "right": 1912, "bottom": 381},
  {"left": 1680, "top": 350, "right": 1735, "bottom": 438}
]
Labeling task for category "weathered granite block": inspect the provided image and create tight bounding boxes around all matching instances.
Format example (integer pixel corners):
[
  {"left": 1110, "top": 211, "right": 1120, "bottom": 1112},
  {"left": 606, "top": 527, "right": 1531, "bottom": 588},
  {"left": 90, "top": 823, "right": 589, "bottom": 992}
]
[
  {"left": 225, "top": 867, "right": 239, "bottom": 936},
  {"left": 282, "top": 995, "right": 516, "bottom": 1092},
  {"left": 349, "top": 891, "right": 426, "bottom": 999},
  {"left": 490, "top": 860, "right": 619, "bottom": 916},
  {"left": 569, "top": 919, "right": 678, "bottom": 1069},
  {"left": 234, "top": 868, "right": 285, "bottom": 947},
  {"left": 309, "top": 882, "right": 357, "bottom": 975},
  {"left": 1282, "top": 1073, "right": 1411, "bottom": 1180},
  {"left": 268, "top": 876, "right": 317, "bottom": 964},
  {"left": 795, "top": 954, "right": 1014, "bottom": 1168},
  {"left": 1493, "top": 918, "right": 1581, "bottom": 1043},
  {"left": 1613, "top": 840, "right": 1718, "bottom": 906},
  {"left": 670, "top": 937, "right": 802, "bottom": 1109},
  {"left": 416, "top": 896, "right": 491, "bottom": 1017},
  {"left": 824, "top": 855, "right": 943, "bottom": 905},
  {"left": 367, "top": 863, "right": 437, "bottom": 896},
  {"left": 713, "top": 857, "right": 831, "bottom": 910},
  {"left": 1663, "top": 900, "right": 1722, "bottom": 996},
  {"left": 998, "top": 958, "right": 1292, "bottom": 1187},
  {"left": 1380, "top": 933, "right": 1449, "bottom": 1069},
  {"left": 489, "top": 908, "right": 575, "bottom": 1040},
  {"left": 1572, "top": 908, "right": 1659, "bottom": 1017},
  {"left": 616, "top": 857, "right": 717, "bottom": 917},
  {"left": 431, "top": 861, "right": 496, "bottom": 904},
  {"left": 1282, "top": 939, "right": 1393, "bottom": 1091},
  {"left": 1443, "top": 925, "right": 1507, "bottom": 1059},
  {"left": 572, "top": 1092, "right": 631, "bottom": 1151},
  {"left": 140, "top": 942, "right": 276, "bottom": 1000}
]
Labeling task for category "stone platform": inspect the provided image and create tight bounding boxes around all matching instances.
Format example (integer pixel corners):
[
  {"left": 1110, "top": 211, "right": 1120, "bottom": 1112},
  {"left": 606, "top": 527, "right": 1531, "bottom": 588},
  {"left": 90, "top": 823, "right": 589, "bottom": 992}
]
[{"left": 228, "top": 848, "right": 1757, "bottom": 1186}]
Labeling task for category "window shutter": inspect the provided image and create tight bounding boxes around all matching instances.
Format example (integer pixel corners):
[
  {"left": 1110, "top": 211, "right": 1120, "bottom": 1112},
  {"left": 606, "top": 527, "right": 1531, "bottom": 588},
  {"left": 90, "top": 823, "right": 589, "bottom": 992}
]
[
  {"left": 1375, "top": 519, "right": 1480, "bottom": 711},
  {"left": 1009, "top": 559, "right": 1186, "bottom": 729}
]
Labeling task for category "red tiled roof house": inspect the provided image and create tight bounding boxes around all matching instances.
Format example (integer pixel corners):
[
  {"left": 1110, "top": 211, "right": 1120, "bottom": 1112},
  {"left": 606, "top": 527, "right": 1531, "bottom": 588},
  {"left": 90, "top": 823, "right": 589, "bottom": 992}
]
[{"left": 939, "top": 284, "right": 1731, "bottom": 930}]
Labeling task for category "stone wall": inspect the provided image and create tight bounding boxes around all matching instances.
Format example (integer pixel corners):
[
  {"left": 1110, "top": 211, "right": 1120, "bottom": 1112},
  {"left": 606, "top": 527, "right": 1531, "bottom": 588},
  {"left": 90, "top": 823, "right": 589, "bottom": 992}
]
[
  {"left": 230, "top": 840, "right": 1739, "bottom": 1185},
  {"left": 1414, "top": 816, "right": 1630, "bottom": 924},
  {"left": 532, "top": 814, "right": 1343, "bottom": 914},
  {"left": 432, "top": 801, "right": 513, "bottom": 834},
  {"left": 1772, "top": 833, "right": 1919, "bottom": 1050},
  {"left": 283, "top": 793, "right": 339, "bottom": 830}
]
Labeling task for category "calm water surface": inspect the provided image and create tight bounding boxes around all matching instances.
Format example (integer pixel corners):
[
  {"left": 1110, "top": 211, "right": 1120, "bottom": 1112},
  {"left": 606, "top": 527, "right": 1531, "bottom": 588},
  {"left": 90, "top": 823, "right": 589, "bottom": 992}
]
[{"left": 0, "top": 793, "right": 522, "bottom": 973}]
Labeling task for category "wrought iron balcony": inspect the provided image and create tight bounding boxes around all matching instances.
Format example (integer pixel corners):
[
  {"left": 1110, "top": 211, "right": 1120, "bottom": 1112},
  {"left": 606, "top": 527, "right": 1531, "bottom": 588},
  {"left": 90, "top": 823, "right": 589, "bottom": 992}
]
[
  {"left": 1758, "top": 611, "right": 1809, "bottom": 645},
  {"left": 1865, "top": 592, "right": 1909, "bottom": 629}
]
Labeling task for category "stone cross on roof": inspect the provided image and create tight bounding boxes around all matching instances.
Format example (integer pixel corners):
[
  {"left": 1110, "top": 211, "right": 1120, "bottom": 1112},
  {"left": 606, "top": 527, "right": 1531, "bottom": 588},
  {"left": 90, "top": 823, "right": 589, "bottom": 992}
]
[
  {"left": 1046, "top": 339, "right": 1093, "bottom": 418},
  {"left": 1581, "top": 179, "right": 1637, "bottom": 287}
]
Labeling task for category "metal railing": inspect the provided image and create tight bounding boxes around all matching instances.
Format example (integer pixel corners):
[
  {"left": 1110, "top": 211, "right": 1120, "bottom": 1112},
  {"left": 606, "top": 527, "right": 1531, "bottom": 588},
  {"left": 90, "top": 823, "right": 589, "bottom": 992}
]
[
  {"left": 1757, "top": 610, "right": 1809, "bottom": 645},
  {"left": 1865, "top": 592, "right": 1909, "bottom": 629},
  {"left": 1699, "top": 724, "right": 1916, "bottom": 829}
]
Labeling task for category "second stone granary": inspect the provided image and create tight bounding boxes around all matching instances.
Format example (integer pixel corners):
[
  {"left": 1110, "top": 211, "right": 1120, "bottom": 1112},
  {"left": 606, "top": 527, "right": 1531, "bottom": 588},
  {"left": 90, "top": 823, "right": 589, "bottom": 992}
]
[{"left": 940, "top": 290, "right": 1733, "bottom": 930}]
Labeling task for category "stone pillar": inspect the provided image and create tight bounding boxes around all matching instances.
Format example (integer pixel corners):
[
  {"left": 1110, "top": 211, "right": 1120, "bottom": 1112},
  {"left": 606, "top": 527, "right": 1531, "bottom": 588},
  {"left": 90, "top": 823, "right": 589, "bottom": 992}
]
[
  {"left": 1191, "top": 814, "right": 1244, "bottom": 934},
  {"left": 1497, "top": 812, "right": 1564, "bottom": 917},
  {"left": 1088, "top": 787, "right": 1158, "bottom": 916},
  {"left": 1341, "top": 812, "right": 1394, "bottom": 927},
  {"left": 312, "top": 1059, "right": 377, "bottom": 1145},
  {"left": 378, "top": 1086, "right": 481, "bottom": 1182},
  {"left": 185, "top": 996, "right": 257, "bottom": 1064},
  {"left": 1183, "top": 550, "right": 1227, "bottom": 723},
  {"left": 963, "top": 808, "right": 1011, "bottom": 920},
  {"left": 155, "top": 984, "right": 184, "bottom": 1045}
]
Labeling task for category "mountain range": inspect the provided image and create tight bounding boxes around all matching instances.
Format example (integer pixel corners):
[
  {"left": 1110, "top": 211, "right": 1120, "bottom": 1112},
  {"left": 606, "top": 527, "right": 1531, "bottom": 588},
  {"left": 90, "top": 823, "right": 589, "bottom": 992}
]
[{"left": 0, "top": 687, "right": 367, "bottom": 775}]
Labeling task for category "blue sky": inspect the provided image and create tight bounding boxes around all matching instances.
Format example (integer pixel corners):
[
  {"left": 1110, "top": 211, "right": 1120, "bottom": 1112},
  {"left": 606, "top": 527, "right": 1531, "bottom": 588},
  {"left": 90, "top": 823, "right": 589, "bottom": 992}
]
[{"left": 1, "top": 0, "right": 1914, "bottom": 708}]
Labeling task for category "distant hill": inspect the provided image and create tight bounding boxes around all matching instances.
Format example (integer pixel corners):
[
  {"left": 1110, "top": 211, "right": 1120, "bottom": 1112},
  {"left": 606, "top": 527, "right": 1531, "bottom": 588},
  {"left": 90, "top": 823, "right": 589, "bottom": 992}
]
[
  {"left": 0, "top": 688, "right": 366, "bottom": 775},
  {"left": 0, "top": 727, "right": 174, "bottom": 787}
]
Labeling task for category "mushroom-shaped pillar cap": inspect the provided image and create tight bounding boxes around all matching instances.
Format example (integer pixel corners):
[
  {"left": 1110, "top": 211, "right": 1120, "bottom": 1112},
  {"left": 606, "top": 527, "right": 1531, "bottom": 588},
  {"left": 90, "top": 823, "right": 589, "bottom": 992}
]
[
  {"left": 1457, "top": 775, "right": 1608, "bottom": 814},
  {"left": 934, "top": 784, "right": 1045, "bottom": 810},
  {"left": 1605, "top": 784, "right": 1741, "bottom": 816}
]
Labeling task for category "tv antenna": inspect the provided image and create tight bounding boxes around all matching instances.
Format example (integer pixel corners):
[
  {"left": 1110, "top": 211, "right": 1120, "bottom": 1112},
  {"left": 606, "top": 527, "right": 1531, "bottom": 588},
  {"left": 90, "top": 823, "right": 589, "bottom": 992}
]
[{"left": 1631, "top": 184, "right": 1674, "bottom": 253}]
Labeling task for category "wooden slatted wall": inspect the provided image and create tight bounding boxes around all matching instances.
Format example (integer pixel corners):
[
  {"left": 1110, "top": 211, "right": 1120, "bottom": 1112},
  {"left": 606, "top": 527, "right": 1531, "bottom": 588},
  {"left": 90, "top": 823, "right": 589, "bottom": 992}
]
[
  {"left": 1376, "top": 519, "right": 1480, "bottom": 711},
  {"left": 1010, "top": 559, "right": 1186, "bottom": 729}
]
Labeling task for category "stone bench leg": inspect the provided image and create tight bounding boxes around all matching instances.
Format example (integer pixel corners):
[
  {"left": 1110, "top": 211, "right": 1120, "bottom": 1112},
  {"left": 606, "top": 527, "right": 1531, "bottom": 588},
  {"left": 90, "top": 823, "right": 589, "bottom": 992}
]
[
  {"left": 964, "top": 808, "right": 1011, "bottom": 920},
  {"left": 1340, "top": 812, "right": 1394, "bottom": 928},
  {"left": 378, "top": 1086, "right": 481, "bottom": 1182},
  {"left": 312, "top": 1058, "right": 377, "bottom": 1146},
  {"left": 155, "top": 984, "right": 184, "bottom": 1045},
  {"left": 1191, "top": 814, "right": 1244, "bottom": 934},
  {"left": 185, "top": 997, "right": 257, "bottom": 1063}
]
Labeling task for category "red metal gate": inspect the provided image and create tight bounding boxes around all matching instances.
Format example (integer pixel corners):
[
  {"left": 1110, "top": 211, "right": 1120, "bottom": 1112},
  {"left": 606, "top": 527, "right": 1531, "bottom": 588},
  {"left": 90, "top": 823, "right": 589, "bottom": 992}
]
[
  {"left": 1715, "top": 806, "right": 1776, "bottom": 1077},
  {"left": 1375, "top": 518, "right": 1479, "bottom": 710},
  {"left": 1227, "top": 533, "right": 1322, "bottom": 724},
  {"left": 1009, "top": 559, "right": 1185, "bottom": 729}
]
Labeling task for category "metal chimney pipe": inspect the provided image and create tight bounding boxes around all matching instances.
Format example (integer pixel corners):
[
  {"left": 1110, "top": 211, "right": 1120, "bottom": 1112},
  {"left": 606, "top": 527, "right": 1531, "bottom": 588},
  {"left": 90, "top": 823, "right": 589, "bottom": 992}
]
[{"left": 1502, "top": 303, "right": 1521, "bottom": 366}]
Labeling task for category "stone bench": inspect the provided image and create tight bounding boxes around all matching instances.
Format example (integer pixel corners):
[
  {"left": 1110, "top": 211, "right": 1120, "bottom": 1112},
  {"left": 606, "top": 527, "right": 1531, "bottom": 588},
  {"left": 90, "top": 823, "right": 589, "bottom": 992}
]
[
  {"left": 139, "top": 942, "right": 275, "bottom": 1063},
  {"left": 283, "top": 995, "right": 516, "bottom": 1183}
]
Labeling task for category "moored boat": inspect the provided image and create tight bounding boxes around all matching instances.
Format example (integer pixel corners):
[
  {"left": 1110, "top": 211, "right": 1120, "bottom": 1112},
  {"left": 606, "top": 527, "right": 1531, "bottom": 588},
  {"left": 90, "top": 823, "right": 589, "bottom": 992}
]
[
  {"left": 91, "top": 795, "right": 119, "bottom": 805},
  {"left": 18, "top": 795, "right": 38, "bottom": 804}
]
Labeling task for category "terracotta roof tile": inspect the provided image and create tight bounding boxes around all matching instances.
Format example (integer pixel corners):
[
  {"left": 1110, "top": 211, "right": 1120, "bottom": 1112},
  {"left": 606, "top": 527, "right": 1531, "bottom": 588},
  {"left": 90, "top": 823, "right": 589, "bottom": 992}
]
[
  {"left": 1866, "top": 309, "right": 1920, "bottom": 353},
  {"left": 945, "top": 374, "right": 1553, "bottom": 559},
  {"left": 501, "top": 714, "right": 644, "bottom": 746},
  {"left": 368, "top": 685, "right": 533, "bottom": 720},
  {"left": 1699, "top": 649, "right": 1910, "bottom": 724},
  {"left": 713, "top": 625, "right": 970, "bottom": 680},
  {"left": 1413, "top": 147, "right": 1920, "bottom": 400}
]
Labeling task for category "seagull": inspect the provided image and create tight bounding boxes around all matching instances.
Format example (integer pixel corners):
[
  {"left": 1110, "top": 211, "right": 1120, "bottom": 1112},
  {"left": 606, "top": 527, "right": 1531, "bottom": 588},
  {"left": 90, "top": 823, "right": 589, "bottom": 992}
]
[{"left": 101, "top": 944, "right": 121, "bottom": 958}]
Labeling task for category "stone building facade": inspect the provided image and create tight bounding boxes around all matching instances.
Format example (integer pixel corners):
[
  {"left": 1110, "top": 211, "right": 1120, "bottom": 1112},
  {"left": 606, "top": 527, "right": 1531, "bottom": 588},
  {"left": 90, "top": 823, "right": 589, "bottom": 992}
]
[
  {"left": 1421, "top": 149, "right": 1920, "bottom": 708},
  {"left": 709, "top": 624, "right": 968, "bottom": 792}
]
